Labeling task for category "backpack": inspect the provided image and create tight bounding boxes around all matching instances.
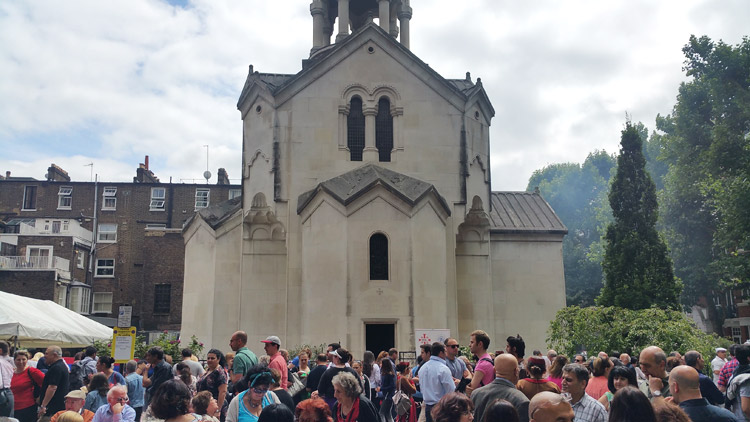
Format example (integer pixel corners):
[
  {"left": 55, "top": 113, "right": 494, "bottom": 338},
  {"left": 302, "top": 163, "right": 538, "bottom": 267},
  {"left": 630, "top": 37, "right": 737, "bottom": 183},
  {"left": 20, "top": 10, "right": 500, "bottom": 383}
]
[
  {"left": 68, "top": 360, "right": 87, "bottom": 390},
  {"left": 478, "top": 357, "right": 494, "bottom": 386}
]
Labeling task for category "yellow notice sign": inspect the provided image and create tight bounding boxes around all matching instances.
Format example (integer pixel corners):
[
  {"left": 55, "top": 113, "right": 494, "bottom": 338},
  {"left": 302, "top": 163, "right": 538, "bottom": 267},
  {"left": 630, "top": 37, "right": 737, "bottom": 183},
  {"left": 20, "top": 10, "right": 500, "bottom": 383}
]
[{"left": 112, "top": 327, "right": 136, "bottom": 364}]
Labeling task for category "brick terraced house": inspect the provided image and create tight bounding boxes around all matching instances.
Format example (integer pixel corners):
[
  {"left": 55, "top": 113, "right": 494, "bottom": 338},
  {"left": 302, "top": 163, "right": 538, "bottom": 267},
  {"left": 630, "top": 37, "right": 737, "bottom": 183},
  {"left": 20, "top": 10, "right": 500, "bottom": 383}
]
[{"left": 0, "top": 161, "right": 240, "bottom": 336}]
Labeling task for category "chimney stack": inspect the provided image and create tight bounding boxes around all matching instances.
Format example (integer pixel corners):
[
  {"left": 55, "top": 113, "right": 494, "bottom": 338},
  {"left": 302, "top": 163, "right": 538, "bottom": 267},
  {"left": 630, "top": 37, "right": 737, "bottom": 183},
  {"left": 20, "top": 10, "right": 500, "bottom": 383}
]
[
  {"left": 46, "top": 164, "right": 71, "bottom": 182},
  {"left": 145, "top": 155, "right": 149, "bottom": 170},
  {"left": 5, "top": 171, "right": 10, "bottom": 179},
  {"left": 217, "top": 168, "right": 230, "bottom": 185}
]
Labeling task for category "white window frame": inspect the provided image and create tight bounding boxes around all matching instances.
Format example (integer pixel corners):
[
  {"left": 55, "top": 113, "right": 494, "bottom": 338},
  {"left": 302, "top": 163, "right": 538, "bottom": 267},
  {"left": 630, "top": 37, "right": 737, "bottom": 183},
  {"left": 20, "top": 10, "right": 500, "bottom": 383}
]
[
  {"left": 56, "top": 286, "right": 67, "bottom": 307},
  {"left": 229, "top": 189, "right": 241, "bottom": 200},
  {"left": 95, "top": 259, "right": 115, "bottom": 278},
  {"left": 68, "top": 286, "right": 90, "bottom": 314},
  {"left": 145, "top": 224, "right": 167, "bottom": 230},
  {"left": 150, "top": 187, "right": 166, "bottom": 211},
  {"left": 51, "top": 220, "right": 61, "bottom": 234},
  {"left": 26, "top": 246, "right": 52, "bottom": 268},
  {"left": 102, "top": 187, "right": 117, "bottom": 211},
  {"left": 733, "top": 327, "right": 742, "bottom": 344},
  {"left": 22, "top": 186, "right": 37, "bottom": 211},
  {"left": 57, "top": 186, "right": 73, "bottom": 210},
  {"left": 92, "top": 292, "right": 113, "bottom": 314},
  {"left": 195, "top": 188, "right": 210, "bottom": 209},
  {"left": 97, "top": 223, "right": 117, "bottom": 243},
  {"left": 76, "top": 251, "right": 85, "bottom": 269}
]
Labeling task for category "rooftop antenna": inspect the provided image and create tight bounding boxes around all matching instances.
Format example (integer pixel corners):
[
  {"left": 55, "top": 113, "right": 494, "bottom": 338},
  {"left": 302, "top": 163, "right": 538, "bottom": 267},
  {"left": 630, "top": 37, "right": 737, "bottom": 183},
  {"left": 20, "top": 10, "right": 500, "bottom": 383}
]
[
  {"left": 202, "top": 145, "right": 211, "bottom": 184},
  {"left": 84, "top": 162, "right": 94, "bottom": 182}
]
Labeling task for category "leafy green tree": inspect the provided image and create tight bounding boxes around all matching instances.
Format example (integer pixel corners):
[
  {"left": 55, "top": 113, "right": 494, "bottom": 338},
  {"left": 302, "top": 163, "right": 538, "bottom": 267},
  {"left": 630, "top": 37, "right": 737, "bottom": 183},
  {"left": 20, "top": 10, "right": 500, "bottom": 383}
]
[
  {"left": 547, "top": 306, "right": 730, "bottom": 373},
  {"left": 658, "top": 36, "right": 750, "bottom": 313},
  {"left": 597, "top": 122, "right": 681, "bottom": 309}
]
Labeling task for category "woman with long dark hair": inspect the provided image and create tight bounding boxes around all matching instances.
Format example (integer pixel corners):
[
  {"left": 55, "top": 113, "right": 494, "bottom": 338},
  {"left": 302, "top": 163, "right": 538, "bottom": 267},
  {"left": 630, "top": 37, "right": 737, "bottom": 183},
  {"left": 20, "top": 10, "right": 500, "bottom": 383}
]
[
  {"left": 84, "top": 374, "right": 110, "bottom": 412},
  {"left": 197, "top": 349, "right": 229, "bottom": 421},
  {"left": 607, "top": 386, "right": 656, "bottom": 422},
  {"left": 379, "top": 359, "right": 397, "bottom": 422}
]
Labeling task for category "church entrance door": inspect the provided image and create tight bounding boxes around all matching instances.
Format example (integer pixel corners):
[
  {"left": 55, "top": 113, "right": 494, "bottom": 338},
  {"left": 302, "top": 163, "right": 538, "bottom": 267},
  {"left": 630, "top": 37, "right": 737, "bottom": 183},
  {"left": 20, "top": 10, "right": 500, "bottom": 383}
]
[{"left": 365, "top": 323, "right": 394, "bottom": 356}]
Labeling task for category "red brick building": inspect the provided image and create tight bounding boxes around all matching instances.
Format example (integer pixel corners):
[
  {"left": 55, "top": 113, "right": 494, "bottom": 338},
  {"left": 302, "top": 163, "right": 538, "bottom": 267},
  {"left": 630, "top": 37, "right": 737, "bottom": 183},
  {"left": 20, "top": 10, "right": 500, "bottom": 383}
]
[{"left": 0, "top": 163, "right": 240, "bottom": 335}]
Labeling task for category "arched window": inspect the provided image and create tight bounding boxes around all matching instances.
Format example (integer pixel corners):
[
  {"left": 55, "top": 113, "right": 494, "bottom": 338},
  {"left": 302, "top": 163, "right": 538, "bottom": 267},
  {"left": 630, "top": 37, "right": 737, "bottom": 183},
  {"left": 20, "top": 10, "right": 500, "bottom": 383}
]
[
  {"left": 347, "top": 96, "right": 365, "bottom": 161},
  {"left": 375, "top": 97, "right": 393, "bottom": 162},
  {"left": 369, "top": 233, "right": 389, "bottom": 280}
]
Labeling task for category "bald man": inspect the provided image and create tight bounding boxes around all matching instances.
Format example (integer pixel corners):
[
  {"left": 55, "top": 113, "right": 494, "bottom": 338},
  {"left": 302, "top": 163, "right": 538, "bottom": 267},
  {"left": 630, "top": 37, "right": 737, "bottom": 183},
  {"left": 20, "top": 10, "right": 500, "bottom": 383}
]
[
  {"left": 669, "top": 365, "right": 737, "bottom": 422},
  {"left": 639, "top": 346, "right": 671, "bottom": 399},
  {"left": 471, "top": 353, "right": 530, "bottom": 422},
  {"left": 529, "top": 392, "right": 574, "bottom": 422}
]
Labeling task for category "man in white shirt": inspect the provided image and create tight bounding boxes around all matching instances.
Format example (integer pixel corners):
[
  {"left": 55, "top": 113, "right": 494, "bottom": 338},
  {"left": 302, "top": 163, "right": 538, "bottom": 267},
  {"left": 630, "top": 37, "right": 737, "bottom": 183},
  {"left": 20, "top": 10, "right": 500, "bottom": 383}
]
[{"left": 711, "top": 347, "right": 728, "bottom": 386}]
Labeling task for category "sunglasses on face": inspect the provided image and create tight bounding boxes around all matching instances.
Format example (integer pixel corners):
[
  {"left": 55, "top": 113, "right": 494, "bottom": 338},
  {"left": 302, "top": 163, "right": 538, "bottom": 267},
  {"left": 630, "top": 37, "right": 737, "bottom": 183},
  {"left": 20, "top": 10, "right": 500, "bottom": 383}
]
[
  {"left": 252, "top": 387, "right": 269, "bottom": 395},
  {"left": 113, "top": 397, "right": 129, "bottom": 403},
  {"left": 447, "top": 345, "right": 460, "bottom": 348}
]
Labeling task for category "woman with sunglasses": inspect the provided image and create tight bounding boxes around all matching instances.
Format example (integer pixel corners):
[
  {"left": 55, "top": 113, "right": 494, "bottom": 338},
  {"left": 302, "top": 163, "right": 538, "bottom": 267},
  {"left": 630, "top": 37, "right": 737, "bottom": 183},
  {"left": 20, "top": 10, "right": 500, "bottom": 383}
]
[{"left": 226, "top": 364, "right": 280, "bottom": 422}]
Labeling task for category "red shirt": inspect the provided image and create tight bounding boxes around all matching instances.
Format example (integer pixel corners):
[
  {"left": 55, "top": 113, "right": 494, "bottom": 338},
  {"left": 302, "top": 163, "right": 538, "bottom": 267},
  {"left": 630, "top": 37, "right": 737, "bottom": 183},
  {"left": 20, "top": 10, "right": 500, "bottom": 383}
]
[
  {"left": 268, "top": 353, "right": 288, "bottom": 390},
  {"left": 11, "top": 367, "right": 45, "bottom": 409}
]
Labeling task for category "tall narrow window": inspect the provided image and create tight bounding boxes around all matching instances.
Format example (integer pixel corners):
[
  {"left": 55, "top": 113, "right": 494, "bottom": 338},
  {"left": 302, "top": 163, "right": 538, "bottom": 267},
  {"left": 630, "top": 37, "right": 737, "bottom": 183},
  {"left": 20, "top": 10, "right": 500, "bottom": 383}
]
[
  {"left": 347, "top": 97, "right": 365, "bottom": 161},
  {"left": 369, "top": 233, "right": 389, "bottom": 280},
  {"left": 376, "top": 97, "right": 393, "bottom": 162},
  {"left": 154, "top": 284, "right": 171, "bottom": 314},
  {"left": 23, "top": 186, "right": 37, "bottom": 210},
  {"left": 57, "top": 186, "right": 73, "bottom": 209}
]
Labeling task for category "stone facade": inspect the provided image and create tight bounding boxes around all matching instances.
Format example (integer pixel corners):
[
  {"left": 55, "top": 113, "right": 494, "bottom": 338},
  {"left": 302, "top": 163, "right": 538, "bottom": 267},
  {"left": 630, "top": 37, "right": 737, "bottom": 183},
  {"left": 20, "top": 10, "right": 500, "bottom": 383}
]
[
  {"left": 0, "top": 166, "right": 240, "bottom": 333},
  {"left": 181, "top": 3, "right": 567, "bottom": 357}
]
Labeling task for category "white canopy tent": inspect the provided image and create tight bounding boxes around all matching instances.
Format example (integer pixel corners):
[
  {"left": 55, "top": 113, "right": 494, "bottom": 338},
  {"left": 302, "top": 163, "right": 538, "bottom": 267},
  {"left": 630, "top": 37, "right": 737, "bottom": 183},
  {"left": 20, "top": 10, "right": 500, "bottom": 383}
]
[{"left": 0, "top": 291, "right": 113, "bottom": 348}]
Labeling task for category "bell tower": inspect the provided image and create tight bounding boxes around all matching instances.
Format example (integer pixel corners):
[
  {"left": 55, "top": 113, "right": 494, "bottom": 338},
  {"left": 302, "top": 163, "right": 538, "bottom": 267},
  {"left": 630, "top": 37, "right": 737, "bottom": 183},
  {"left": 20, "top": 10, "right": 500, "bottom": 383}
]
[{"left": 310, "top": 0, "right": 412, "bottom": 54}]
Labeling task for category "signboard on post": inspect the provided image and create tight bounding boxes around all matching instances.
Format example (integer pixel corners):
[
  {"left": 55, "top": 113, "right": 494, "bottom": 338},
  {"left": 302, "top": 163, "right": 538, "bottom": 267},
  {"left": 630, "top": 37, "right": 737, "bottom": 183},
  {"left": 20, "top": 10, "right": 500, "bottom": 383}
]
[
  {"left": 118, "top": 306, "right": 132, "bottom": 328},
  {"left": 415, "top": 329, "right": 451, "bottom": 352},
  {"left": 111, "top": 326, "right": 136, "bottom": 364}
]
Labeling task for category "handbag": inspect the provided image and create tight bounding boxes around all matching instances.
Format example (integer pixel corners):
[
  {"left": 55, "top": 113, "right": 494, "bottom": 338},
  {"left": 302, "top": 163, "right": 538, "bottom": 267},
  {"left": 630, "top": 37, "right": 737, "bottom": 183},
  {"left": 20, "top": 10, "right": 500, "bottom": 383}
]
[
  {"left": 287, "top": 371, "right": 305, "bottom": 397},
  {"left": 27, "top": 368, "right": 42, "bottom": 401},
  {"left": 392, "top": 375, "right": 411, "bottom": 416}
]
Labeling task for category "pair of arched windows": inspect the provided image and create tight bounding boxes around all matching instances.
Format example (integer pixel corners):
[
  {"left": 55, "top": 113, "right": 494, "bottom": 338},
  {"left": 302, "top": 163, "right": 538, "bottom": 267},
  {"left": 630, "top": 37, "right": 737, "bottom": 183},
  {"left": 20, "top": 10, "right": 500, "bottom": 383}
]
[{"left": 347, "top": 97, "right": 393, "bottom": 162}]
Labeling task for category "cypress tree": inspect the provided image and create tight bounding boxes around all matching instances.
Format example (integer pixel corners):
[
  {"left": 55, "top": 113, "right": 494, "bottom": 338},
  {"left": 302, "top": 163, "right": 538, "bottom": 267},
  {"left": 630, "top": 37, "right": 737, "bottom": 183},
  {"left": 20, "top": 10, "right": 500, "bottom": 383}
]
[{"left": 597, "top": 122, "right": 681, "bottom": 309}]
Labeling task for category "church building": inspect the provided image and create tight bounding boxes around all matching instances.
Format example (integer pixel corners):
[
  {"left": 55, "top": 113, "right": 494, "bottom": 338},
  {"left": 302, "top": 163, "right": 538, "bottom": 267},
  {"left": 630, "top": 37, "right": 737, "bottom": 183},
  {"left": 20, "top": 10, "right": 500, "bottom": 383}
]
[{"left": 181, "top": 0, "right": 567, "bottom": 355}]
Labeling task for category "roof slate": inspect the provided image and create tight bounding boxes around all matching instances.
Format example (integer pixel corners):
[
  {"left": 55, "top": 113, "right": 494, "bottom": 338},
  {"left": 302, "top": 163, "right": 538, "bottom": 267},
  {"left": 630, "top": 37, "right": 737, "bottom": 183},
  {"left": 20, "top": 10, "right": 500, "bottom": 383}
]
[
  {"left": 488, "top": 191, "right": 567, "bottom": 234},
  {"left": 297, "top": 164, "right": 451, "bottom": 215},
  {"left": 186, "top": 196, "right": 242, "bottom": 230}
]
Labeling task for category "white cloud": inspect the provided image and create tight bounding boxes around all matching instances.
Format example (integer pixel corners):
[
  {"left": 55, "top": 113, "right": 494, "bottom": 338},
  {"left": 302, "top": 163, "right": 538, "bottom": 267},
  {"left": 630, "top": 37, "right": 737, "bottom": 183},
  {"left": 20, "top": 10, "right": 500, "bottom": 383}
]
[{"left": 0, "top": 0, "right": 747, "bottom": 189}]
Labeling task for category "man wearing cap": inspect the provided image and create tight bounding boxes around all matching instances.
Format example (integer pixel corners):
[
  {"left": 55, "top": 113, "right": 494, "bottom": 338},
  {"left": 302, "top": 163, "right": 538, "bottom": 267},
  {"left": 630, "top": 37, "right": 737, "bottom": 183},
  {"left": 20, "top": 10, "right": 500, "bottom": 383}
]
[
  {"left": 713, "top": 347, "right": 728, "bottom": 386},
  {"left": 50, "top": 390, "right": 95, "bottom": 422},
  {"left": 315, "top": 348, "right": 359, "bottom": 411},
  {"left": 262, "top": 336, "right": 287, "bottom": 390},
  {"left": 92, "top": 386, "right": 136, "bottom": 422},
  {"left": 229, "top": 331, "right": 258, "bottom": 386}
]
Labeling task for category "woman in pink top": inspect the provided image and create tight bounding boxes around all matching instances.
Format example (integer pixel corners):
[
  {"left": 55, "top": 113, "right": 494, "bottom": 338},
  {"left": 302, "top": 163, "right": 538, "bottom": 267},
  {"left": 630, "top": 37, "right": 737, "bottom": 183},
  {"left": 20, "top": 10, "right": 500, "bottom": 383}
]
[
  {"left": 584, "top": 356, "right": 612, "bottom": 400},
  {"left": 547, "top": 355, "right": 568, "bottom": 389}
]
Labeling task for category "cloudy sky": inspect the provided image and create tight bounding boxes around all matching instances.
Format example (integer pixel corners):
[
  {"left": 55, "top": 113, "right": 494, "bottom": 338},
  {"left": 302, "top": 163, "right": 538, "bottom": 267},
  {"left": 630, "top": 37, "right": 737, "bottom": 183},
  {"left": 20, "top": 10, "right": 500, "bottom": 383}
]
[{"left": 1, "top": 0, "right": 747, "bottom": 190}]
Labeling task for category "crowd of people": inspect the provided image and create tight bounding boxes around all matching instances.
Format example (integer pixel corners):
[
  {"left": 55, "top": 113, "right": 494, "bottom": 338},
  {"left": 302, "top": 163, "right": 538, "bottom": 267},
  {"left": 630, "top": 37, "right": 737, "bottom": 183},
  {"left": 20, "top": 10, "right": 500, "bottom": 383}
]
[{"left": 1, "top": 332, "right": 749, "bottom": 422}]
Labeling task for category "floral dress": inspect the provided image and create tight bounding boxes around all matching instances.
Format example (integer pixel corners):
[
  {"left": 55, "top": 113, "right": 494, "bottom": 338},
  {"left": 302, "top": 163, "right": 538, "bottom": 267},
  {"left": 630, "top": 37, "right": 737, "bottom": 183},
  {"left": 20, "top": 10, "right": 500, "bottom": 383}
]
[{"left": 197, "top": 367, "right": 229, "bottom": 420}]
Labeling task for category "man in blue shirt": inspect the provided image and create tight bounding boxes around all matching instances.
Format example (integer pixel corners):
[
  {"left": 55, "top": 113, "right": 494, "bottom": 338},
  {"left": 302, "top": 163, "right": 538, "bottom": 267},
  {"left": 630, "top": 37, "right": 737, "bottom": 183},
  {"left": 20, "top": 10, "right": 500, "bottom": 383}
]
[
  {"left": 684, "top": 350, "right": 724, "bottom": 405},
  {"left": 669, "top": 365, "right": 737, "bottom": 422},
  {"left": 92, "top": 386, "right": 136, "bottom": 422},
  {"left": 417, "top": 343, "right": 454, "bottom": 422}
]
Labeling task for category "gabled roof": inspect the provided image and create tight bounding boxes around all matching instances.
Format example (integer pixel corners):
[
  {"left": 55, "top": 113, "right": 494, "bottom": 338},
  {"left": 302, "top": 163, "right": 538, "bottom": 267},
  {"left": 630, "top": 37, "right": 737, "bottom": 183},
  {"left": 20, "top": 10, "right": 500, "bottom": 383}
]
[
  {"left": 238, "top": 23, "right": 495, "bottom": 118},
  {"left": 297, "top": 164, "right": 451, "bottom": 215},
  {"left": 183, "top": 196, "right": 242, "bottom": 231},
  {"left": 488, "top": 191, "right": 567, "bottom": 234}
]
